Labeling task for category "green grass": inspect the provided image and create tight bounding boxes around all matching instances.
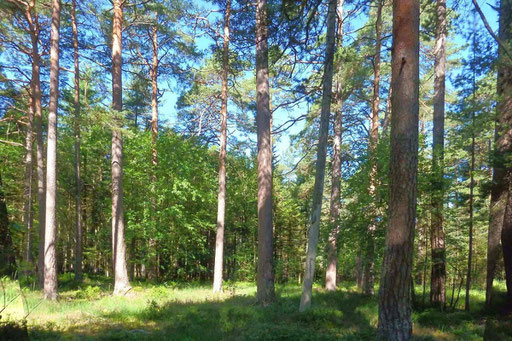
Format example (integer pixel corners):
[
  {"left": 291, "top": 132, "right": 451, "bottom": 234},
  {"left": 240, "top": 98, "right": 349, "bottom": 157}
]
[{"left": 0, "top": 276, "right": 510, "bottom": 340}]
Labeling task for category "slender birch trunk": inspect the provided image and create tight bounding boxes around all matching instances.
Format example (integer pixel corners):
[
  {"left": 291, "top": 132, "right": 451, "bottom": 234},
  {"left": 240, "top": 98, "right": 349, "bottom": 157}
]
[{"left": 299, "top": 0, "right": 337, "bottom": 312}]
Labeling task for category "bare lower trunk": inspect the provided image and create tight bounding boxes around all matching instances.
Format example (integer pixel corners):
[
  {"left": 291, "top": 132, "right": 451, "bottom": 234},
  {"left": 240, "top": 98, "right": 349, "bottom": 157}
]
[
  {"left": 325, "top": 0, "right": 344, "bottom": 292},
  {"left": 325, "top": 109, "right": 342, "bottom": 291},
  {"left": 111, "top": 0, "right": 131, "bottom": 295},
  {"left": 299, "top": 0, "right": 337, "bottom": 312},
  {"left": 363, "top": 0, "right": 383, "bottom": 296},
  {"left": 430, "top": 0, "right": 447, "bottom": 308},
  {"left": 71, "top": 0, "right": 83, "bottom": 282},
  {"left": 255, "top": 0, "right": 275, "bottom": 306},
  {"left": 377, "top": 0, "right": 419, "bottom": 338},
  {"left": 486, "top": 160, "right": 506, "bottom": 307},
  {"left": 504, "top": 175, "right": 512, "bottom": 304},
  {"left": 44, "top": 0, "right": 61, "bottom": 300},
  {"left": 213, "top": 0, "right": 231, "bottom": 294}
]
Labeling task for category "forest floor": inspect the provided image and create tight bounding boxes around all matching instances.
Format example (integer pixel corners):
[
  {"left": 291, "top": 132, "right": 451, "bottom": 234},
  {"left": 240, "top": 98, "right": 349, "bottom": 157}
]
[{"left": 0, "top": 275, "right": 511, "bottom": 340}]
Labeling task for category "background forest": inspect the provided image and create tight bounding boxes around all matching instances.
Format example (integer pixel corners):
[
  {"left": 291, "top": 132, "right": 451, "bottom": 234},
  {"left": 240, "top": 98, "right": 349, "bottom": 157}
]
[{"left": 0, "top": 0, "right": 511, "bottom": 339}]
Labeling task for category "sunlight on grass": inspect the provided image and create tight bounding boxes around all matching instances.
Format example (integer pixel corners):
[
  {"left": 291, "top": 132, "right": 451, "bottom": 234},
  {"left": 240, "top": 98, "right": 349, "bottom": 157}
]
[{"left": 0, "top": 276, "right": 507, "bottom": 340}]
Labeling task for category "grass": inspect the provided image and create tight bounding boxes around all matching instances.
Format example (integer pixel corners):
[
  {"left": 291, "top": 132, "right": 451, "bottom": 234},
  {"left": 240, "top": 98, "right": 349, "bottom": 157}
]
[{"left": 0, "top": 275, "right": 510, "bottom": 340}]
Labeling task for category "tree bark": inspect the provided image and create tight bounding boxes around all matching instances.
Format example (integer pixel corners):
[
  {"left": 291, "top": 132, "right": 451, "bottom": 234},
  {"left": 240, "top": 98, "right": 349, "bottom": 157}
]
[
  {"left": 430, "top": 0, "right": 447, "bottom": 308},
  {"left": 213, "top": 0, "right": 231, "bottom": 294},
  {"left": 498, "top": 0, "right": 512, "bottom": 307},
  {"left": 23, "top": 0, "right": 46, "bottom": 289},
  {"left": 111, "top": 0, "right": 131, "bottom": 295},
  {"left": 486, "top": 142, "right": 506, "bottom": 307},
  {"left": 377, "top": 0, "right": 419, "bottom": 337},
  {"left": 148, "top": 20, "right": 159, "bottom": 280},
  {"left": 255, "top": 0, "right": 275, "bottom": 306},
  {"left": 299, "top": 0, "right": 337, "bottom": 312},
  {"left": 362, "top": 0, "right": 383, "bottom": 296},
  {"left": 325, "top": 0, "right": 344, "bottom": 292},
  {"left": 43, "top": 0, "right": 61, "bottom": 300},
  {"left": 71, "top": 0, "right": 83, "bottom": 282}
]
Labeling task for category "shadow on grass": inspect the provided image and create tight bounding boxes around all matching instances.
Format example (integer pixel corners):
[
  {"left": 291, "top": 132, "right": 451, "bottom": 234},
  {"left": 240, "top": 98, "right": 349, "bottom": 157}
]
[
  {"left": 28, "top": 288, "right": 376, "bottom": 341},
  {"left": 21, "top": 281, "right": 508, "bottom": 341},
  {"left": 483, "top": 291, "right": 512, "bottom": 341}
]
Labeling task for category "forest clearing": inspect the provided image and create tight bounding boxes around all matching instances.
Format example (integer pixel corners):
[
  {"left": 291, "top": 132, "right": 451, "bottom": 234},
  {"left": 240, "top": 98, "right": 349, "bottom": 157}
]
[{"left": 1, "top": 0, "right": 512, "bottom": 339}]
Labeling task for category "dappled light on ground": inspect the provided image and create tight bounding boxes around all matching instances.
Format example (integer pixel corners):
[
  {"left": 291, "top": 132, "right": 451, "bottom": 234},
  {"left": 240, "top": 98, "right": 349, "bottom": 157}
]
[{"left": 0, "top": 276, "right": 508, "bottom": 340}]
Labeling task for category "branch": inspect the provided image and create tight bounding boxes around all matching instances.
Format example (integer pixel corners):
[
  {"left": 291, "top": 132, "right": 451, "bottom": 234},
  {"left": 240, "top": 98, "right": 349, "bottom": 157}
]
[
  {"left": 0, "top": 139, "right": 23, "bottom": 147},
  {"left": 472, "top": 0, "right": 512, "bottom": 62}
]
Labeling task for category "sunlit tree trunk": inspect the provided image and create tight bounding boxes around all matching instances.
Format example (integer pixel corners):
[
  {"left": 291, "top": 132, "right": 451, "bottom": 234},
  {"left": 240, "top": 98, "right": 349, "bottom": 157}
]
[
  {"left": 71, "top": 0, "right": 83, "bottom": 282},
  {"left": 44, "top": 0, "right": 61, "bottom": 300},
  {"left": 377, "top": 0, "right": 419, "bottom": 337},
  {"left": 255, "top": 0, "right": 275, "bottom": 305},
  {"left": 111, "top": 0, "right": 131, "bottom": 295},
  {"left": 299, "top": 0, "right": 337, "bottom": 312},
  {"left": 213, "top": 0, "right": 231, "bottom": 294},
  {"left": 430, "top": 0, "right": 447, "bottom": 308},
  {"left": 362, "top": 0, "right": 383, "bottom": 296},
  {"left": 325, "top": 0, "right": 344, "bottom": 292}
]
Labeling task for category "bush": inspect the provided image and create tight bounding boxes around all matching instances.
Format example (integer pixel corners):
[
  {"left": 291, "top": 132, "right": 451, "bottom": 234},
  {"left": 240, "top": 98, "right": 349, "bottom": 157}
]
[{"left": 74, "top": 285, "right": 102, "bottom": 300}]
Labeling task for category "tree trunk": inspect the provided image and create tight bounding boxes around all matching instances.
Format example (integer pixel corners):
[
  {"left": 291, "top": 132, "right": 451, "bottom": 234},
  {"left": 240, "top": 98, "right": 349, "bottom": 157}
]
[
  {"left": 325, "top": 0, "right": 344, "bottom": 292},
  {"left": 377, "top": 0, "right": 419, "bottom": 338},
  {"left": 486, "top": 144, "right": 506, "bottom": 307},
  {"left": 465, "top": 19, "right": 479, "bottom": 311},
  {"left": 24, "top": 94, "right": 34, "bottom": 272},
  {"left": 111, "top": 0, "right": 131, "bottom": 295},
  {"left": 213, "top": 0, "right": 231, "bottom": 294},
  {"left": 151, "top": 24, "right": 158, "bottom": 170},
  {"left": 299, "top": 0, "right": 337, "bottom": 312},
  {"left": 71, "top": 0, "right": 83, "bottom": 282},
  {"left": 362, "top": 0, "right": 383, "bottom": 296},
  {"left": 498, "top": 0, "right": 512, "bottom": 307},
  {"left": 465, "top": 104, "right": 475, "bottom": 311},
  {"left": 148, "top": 21, "right": 159, "bottom": 280},
  {"left": 430, "top": 0, "right": 447, "bottom": 308},
  {"left": 24, "top": 2, "right": 46, "bottom": 289},
  {"left": 43, "top": 0, "right": 61, "bottom": 300},
  {"left": 255, "top": 0, "right": 275, "bottom": 306},
  {"left": 0, "top": 172, "right": 16, "bottom": 278}
]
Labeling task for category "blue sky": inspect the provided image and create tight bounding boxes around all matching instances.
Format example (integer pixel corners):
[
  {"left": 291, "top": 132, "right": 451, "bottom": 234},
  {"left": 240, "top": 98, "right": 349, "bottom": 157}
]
[{"left": 155, "top": 0, "right": 500, "bottom": 165}]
